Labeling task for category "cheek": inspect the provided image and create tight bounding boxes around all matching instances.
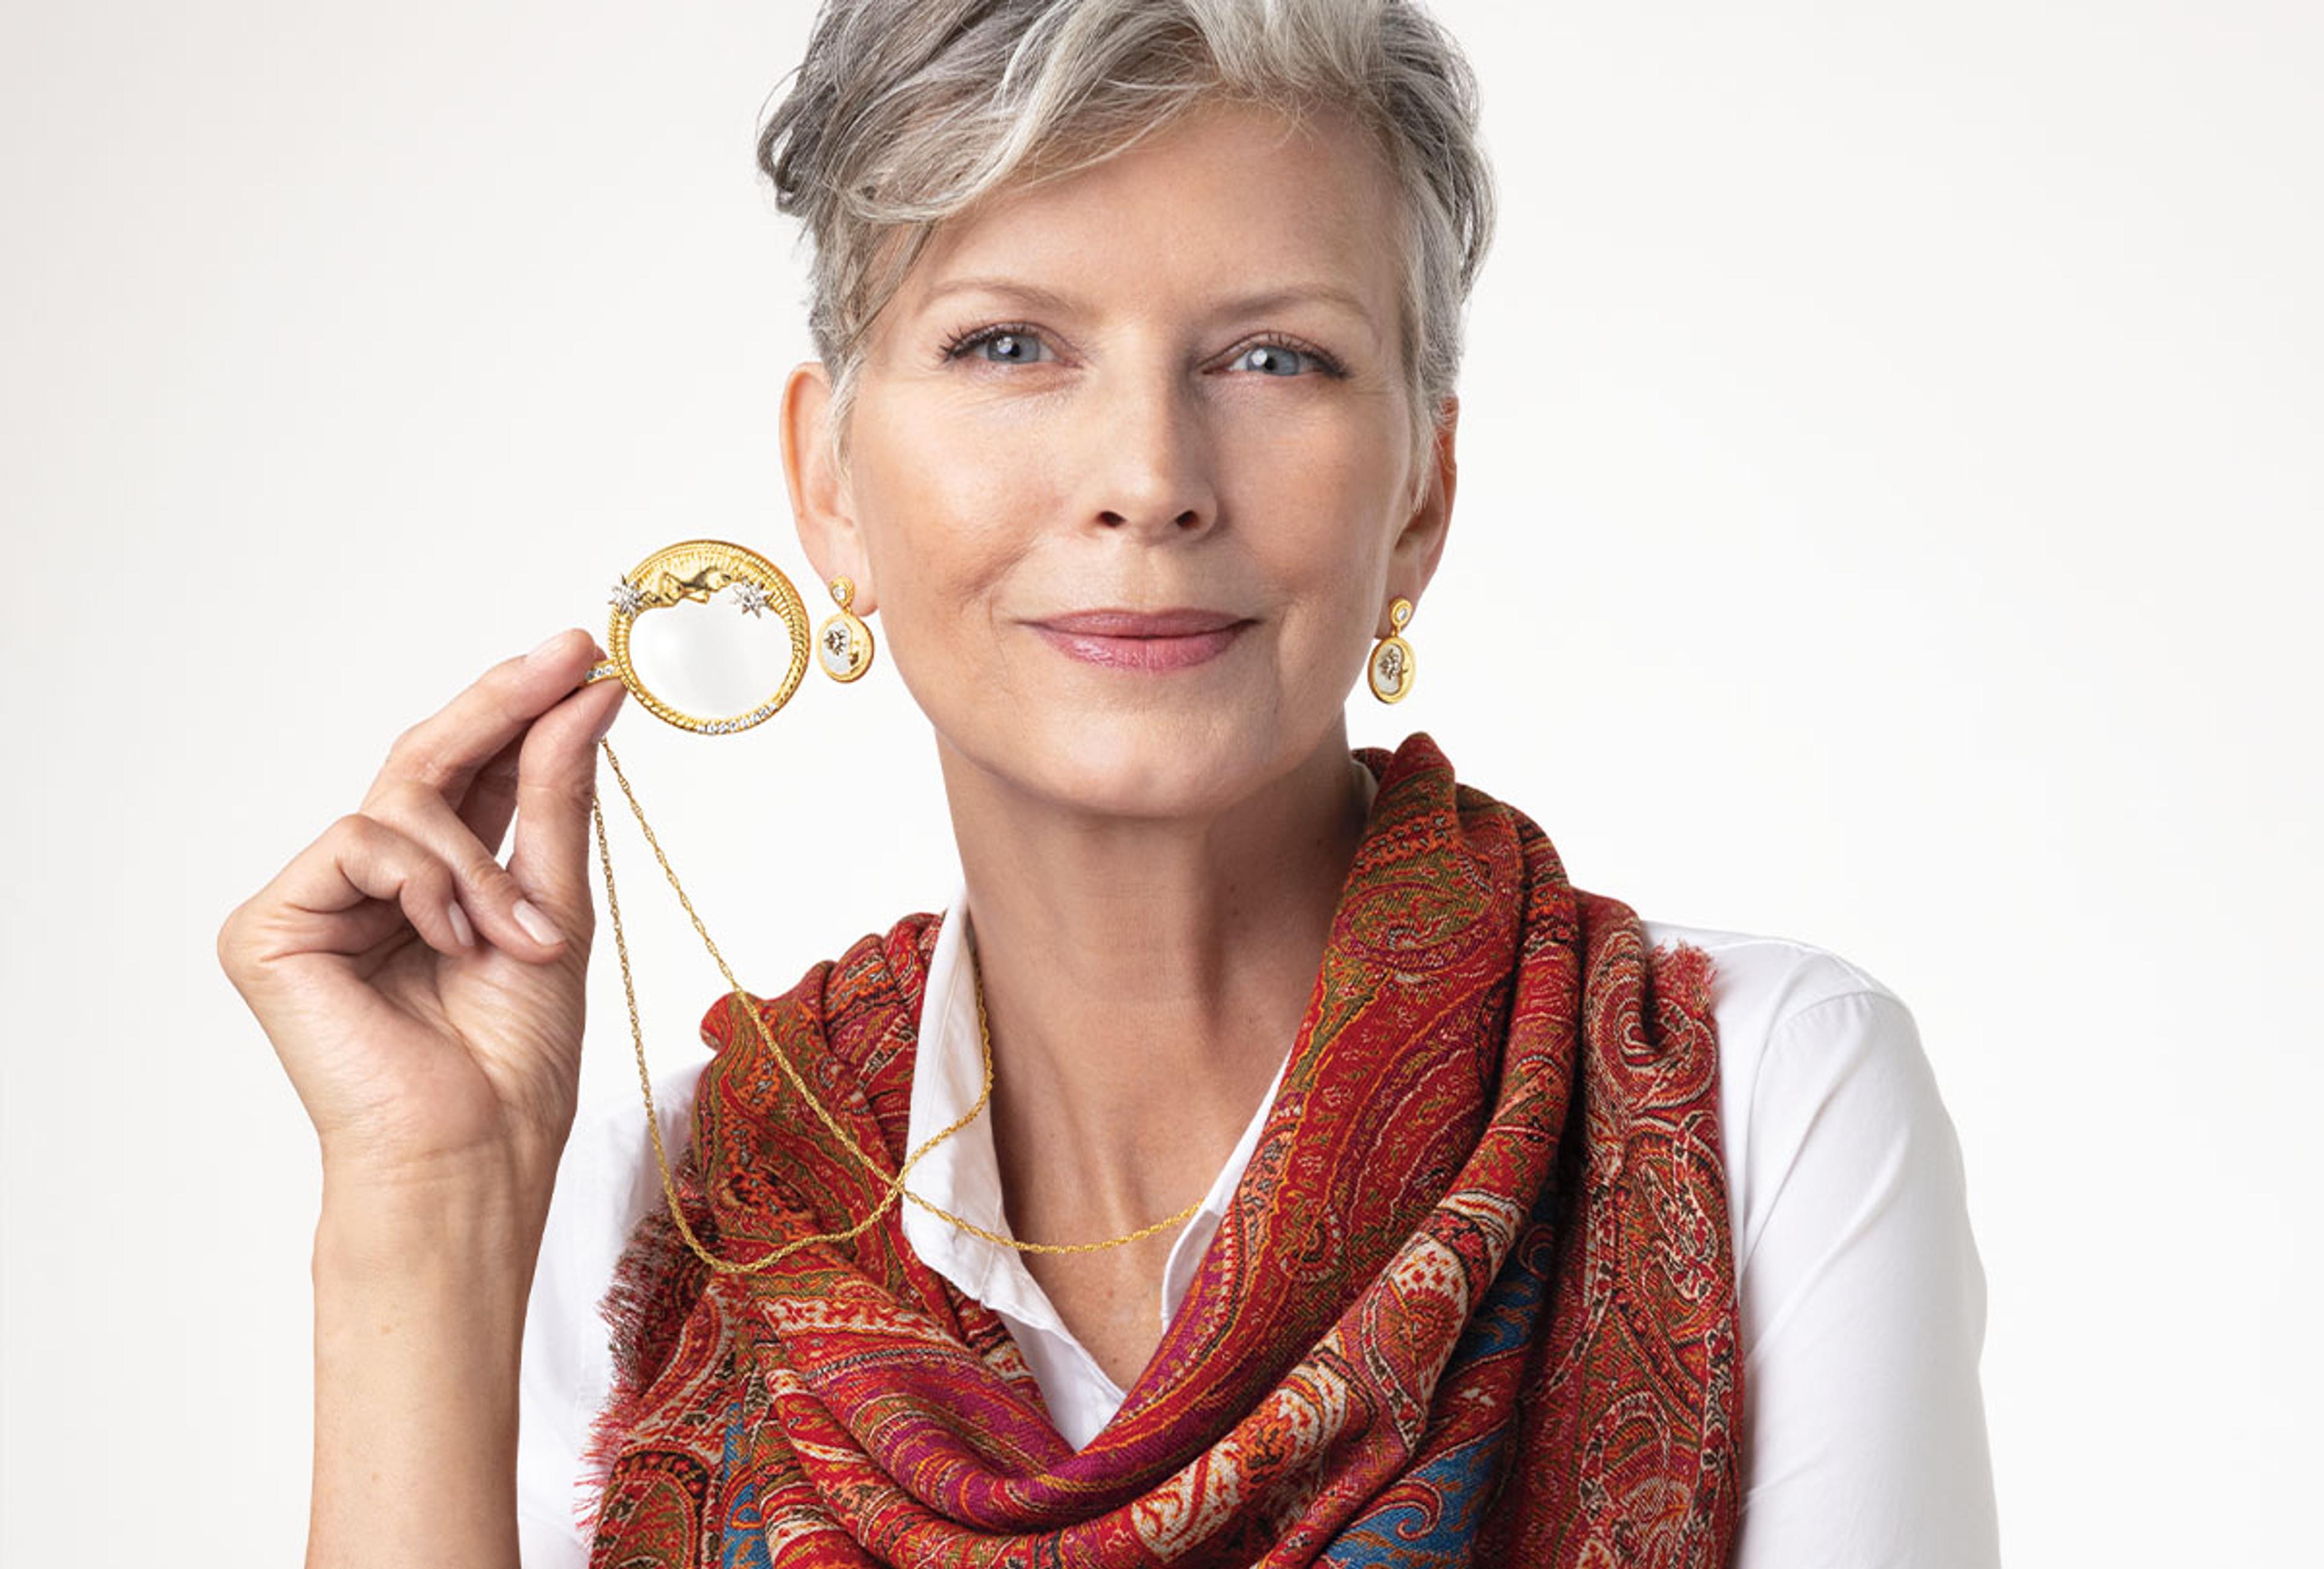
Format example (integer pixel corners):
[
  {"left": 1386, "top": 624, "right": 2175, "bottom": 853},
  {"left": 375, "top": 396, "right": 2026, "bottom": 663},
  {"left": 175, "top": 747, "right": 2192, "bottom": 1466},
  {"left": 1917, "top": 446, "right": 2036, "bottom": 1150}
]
[
  {"left": 1224, "top": 413, "right": 1401, "bottom": 569},
  {"left": 859, "top": 529, "right": 1000, "bottom": 696},
  {"left": 1253, "top": 525, "right": 1393, "bottom": 702},
  {"left": 848, "top": 441, "right": 1047, "bottom": 712},
  {"left": 852, "top": 404, "right": 1029, "bottom": 609}
]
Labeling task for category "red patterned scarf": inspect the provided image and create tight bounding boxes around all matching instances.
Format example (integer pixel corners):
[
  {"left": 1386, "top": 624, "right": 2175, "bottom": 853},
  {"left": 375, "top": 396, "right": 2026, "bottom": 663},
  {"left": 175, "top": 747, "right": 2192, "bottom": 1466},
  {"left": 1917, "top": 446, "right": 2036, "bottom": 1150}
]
[{"left": 577, "top": 730, "right": 1741, "bottom": 1566}]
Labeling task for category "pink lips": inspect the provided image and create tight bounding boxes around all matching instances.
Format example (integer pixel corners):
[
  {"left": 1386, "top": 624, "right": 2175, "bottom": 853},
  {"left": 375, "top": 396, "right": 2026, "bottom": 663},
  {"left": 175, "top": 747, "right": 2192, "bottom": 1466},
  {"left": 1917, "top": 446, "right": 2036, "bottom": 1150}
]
[{"left": 1029, "top": 607, "right": 1252, "bottom": 672}]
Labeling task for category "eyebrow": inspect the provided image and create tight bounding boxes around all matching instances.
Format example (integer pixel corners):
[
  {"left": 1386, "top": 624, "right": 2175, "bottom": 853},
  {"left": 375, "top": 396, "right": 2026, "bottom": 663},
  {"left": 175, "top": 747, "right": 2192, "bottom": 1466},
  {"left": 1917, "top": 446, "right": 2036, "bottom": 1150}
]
[{"left": 917, "top": 275, "right": 1380, "bottom": 336}]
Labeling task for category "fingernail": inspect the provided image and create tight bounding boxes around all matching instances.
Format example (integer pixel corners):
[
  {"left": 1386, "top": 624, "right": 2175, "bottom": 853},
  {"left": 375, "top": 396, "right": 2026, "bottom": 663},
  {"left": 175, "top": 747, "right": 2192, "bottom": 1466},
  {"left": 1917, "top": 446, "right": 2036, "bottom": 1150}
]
[
  {"left": 588, "top": 690, "right": 625, "bottom": 742},
  {"left": 527, "top": 630, "right": 570, "bottom": 668},
  {"left": 447, "top": 901, "right": 475, "bottom": 948},
  {"left": 513, "top": 899, "right": 563, "bottom": 946}
]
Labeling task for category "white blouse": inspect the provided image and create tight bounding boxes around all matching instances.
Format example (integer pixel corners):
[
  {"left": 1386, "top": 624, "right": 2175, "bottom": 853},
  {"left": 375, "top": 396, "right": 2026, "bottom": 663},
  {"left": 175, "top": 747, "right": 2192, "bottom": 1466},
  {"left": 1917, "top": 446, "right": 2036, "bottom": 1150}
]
[{"left": 517, "top": 772, "right": 2001, "bottom": 1567}]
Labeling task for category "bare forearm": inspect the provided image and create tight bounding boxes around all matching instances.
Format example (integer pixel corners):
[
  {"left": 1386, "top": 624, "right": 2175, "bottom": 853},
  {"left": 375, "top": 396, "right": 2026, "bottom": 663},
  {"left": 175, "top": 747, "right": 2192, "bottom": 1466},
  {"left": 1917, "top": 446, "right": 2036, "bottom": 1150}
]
[{"left": 307, "top": 1172, "right": 548, "bottom": 1569}]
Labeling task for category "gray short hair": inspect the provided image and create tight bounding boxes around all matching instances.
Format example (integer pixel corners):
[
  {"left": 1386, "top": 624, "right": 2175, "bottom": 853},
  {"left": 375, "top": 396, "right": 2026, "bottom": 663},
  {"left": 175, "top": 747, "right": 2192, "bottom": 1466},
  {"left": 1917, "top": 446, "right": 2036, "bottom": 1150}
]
[{"left": 757, "top": 0, "right": 1496, "bottom": 487}]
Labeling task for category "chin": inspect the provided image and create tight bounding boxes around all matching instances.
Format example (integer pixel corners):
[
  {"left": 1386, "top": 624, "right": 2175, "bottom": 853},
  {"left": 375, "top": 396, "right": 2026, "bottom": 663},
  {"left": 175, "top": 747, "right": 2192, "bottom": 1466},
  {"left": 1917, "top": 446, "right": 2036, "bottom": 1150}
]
[{"left": 999, "top": 709, "right": 1287, "bottom": 820}]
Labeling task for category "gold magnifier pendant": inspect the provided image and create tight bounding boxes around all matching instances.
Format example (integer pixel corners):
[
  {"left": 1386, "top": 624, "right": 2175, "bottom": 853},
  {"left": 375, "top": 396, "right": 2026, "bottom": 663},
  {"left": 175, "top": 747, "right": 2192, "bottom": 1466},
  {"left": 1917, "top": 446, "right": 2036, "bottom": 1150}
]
[
  {"left": 580, "top": 539, "right": 812, "bottom": 733},
  {"left": 571, "top": 541, "right": 933, "bottom": 1278}
]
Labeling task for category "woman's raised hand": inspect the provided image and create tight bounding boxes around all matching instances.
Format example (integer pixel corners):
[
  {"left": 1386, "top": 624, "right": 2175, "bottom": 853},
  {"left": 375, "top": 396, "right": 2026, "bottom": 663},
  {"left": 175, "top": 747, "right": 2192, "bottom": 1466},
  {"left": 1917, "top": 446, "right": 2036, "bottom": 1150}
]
[{"left": 216, "top": 627, "right": 626, "bottom": 1197}]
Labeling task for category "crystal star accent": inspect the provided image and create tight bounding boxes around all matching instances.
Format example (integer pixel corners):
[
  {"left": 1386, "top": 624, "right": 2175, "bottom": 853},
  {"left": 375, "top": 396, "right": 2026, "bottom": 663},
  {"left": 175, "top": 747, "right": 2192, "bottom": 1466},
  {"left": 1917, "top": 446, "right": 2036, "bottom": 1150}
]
[
  {"left": 821, "top": 619, "right": 857, "bottom": 674},
  {"left": 729, "top": 580, "right": 772, "bottom": 619},
  {"left": 608, "top": 577, "right": 646, "bottom": 617}
]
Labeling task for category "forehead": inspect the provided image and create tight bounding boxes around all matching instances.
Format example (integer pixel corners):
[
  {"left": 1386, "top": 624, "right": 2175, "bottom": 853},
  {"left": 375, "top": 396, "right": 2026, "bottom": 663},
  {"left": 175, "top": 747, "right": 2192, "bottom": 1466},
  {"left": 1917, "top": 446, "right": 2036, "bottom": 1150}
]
[{"left": 894, "top": 98, "right": 1402, "bottom": 344}]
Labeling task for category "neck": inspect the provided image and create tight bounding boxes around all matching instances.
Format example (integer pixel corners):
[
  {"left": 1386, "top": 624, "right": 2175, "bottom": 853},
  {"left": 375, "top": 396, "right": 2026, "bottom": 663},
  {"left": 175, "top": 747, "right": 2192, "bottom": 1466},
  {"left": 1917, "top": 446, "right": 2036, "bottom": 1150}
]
[{"left": 937, "top": 726, "right": 1374, "bottom": 1233}]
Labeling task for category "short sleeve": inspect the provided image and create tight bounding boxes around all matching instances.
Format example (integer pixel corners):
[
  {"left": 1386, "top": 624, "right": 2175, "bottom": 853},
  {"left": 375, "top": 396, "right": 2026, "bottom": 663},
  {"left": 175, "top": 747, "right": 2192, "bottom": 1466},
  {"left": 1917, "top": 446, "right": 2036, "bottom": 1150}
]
[
  {"left": 1727, "top": 988, "right": 2001, "bottom": 1568},
  {"left": 517, "top": 1065, "right": 704, "bottom": 1568}
]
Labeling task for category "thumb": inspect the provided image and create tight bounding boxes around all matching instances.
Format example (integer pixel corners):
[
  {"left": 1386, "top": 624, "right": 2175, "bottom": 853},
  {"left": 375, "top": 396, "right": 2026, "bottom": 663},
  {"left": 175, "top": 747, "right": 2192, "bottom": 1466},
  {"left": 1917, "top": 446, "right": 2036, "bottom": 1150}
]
[{"left": 505, "top": 654, "right": 626, "bottom": 942}]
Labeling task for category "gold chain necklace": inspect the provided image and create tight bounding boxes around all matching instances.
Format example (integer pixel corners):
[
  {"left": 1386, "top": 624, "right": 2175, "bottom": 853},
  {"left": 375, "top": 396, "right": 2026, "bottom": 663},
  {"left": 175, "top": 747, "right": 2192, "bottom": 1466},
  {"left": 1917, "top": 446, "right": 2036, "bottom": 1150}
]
[{"left": 587, "top": 735, "right": 1207, "bottom": 1277}]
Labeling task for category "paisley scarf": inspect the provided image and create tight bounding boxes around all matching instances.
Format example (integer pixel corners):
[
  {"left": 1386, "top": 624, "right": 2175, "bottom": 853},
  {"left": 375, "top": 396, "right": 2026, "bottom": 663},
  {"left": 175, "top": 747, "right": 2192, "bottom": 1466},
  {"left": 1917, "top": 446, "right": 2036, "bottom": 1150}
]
[{"left": 576, "top": 731, "right": 1742, "bottom": 1567}]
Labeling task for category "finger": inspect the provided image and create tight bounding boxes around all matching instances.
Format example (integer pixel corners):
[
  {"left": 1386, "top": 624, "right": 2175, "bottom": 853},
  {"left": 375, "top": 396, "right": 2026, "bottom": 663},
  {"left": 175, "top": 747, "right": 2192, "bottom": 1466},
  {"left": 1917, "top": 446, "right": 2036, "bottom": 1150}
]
[
  {"left": 365, "top": 628, "right": 616, "bottom": 821},
  {"left": 453, "top": 728, "right": 528, "bottom": 858},
  {"left": 504, "top": 667, "right": 626, "bottom": 938},
  {"left": 366, "top": 778, "right": 571, "bottom": 962},
  {"left": 249, "top": 813, "right": 476, "bottom": 967},
  {"left": 458, "top": 651, "right": 625, "bottom": 852}
]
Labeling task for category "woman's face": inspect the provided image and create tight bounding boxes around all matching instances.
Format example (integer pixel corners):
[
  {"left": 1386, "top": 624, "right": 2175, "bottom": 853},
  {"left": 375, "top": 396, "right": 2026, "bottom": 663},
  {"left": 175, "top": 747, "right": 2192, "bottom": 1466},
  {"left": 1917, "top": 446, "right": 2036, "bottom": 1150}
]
[{"left": 785, "top": 97, "right": 1456, "bottom": 819}]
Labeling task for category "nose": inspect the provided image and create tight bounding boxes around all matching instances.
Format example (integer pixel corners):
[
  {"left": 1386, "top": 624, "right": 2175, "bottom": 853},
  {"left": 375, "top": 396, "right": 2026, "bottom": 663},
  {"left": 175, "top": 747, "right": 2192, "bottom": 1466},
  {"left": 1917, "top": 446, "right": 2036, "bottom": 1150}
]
[{"left": 1078, "top": 363, "right": 1219, "bottom": 540}]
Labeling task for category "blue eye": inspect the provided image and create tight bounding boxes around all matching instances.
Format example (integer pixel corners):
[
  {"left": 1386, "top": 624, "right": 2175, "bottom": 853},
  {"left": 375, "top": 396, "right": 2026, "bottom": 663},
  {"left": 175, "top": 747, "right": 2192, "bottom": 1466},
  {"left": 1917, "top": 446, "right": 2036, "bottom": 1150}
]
[
  {"left": 1232, "top": 341, "right": 1319, "bottom": 377},
  {"left": 942, "top": 324, "right": 1052, "bottom": 364}
]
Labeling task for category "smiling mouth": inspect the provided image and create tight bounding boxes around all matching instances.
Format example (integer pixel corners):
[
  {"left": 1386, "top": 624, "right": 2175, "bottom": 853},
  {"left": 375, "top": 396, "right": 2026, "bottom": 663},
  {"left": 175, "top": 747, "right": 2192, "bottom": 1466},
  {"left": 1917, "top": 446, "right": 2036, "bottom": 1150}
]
[
  {"left": 1027, "top": 608, "right": 1253, "bottom": 672},
  {"left": 1032, "top": 607, "right": 1248, "bottom": 637}
]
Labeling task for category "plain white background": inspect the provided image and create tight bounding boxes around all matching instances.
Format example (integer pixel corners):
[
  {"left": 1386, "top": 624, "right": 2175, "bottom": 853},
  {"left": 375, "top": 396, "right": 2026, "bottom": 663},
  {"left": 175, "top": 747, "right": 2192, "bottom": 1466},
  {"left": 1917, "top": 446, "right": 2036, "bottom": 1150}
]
[{"left": 4, "top": 1, "right": 2317, "bottom": 1562}]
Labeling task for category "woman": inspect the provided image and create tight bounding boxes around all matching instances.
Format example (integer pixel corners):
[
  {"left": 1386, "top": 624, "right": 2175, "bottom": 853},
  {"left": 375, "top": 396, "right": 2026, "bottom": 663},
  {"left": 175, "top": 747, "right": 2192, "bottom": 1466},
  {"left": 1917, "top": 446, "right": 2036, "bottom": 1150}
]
[{"left": 218, "top": 1, "right": 1999, "bottom": 1564}]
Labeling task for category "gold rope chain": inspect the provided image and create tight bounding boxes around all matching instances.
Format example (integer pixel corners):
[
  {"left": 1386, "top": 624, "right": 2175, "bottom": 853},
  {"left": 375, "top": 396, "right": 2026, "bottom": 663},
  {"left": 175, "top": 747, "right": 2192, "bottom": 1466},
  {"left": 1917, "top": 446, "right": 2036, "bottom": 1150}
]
[{"left": 586, "top": 737, "right": 1207, "bottom": 1277}]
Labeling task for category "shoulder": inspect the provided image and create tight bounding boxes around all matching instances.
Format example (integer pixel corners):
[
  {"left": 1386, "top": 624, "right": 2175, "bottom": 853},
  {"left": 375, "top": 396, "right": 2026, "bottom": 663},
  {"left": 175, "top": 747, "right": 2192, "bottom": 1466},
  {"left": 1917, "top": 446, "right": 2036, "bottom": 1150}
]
[
  {"left": 1643, "top": 915, "right": 1905, "bottom": 1027},
  {"left": 1639, "top": 916, "right": 1963, "bottom": 1263},
  {"left": 1640, "top": 914, "right": 1920, "bottom": 1099},
  {"left": 1640, "top": 921, "right": 1998, "bottom": 1564},
  {"left": 1641, "top": 919, "right": 1984, "bottom": 1369}
]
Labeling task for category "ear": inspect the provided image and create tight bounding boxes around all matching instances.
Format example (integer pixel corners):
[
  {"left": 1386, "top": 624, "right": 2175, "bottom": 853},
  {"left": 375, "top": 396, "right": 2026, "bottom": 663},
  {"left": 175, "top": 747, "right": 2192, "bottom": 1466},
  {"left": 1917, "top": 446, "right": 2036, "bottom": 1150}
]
[
  {"left": 780, "top": 358, "right": 878, "bottom": 614},
  {"left": 1380, "top": 394, "right": 1457, "bottom": 637}
]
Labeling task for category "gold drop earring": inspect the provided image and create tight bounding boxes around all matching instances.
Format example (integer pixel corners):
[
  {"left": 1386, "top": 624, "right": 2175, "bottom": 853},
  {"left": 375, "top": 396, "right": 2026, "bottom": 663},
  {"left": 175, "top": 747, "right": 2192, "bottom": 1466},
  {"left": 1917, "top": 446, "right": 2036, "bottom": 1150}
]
[
  {"left": 816, "top": 574, "right": 876, "bottom": 682},
  {"left": 1367, "top": 596, "right": 1417, "bottom": 703}
]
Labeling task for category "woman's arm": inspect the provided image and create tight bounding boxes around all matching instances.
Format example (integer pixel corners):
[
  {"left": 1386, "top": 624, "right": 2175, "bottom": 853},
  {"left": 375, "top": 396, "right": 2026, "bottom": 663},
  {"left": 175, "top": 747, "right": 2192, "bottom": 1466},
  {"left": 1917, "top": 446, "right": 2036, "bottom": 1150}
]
[
  {"left": 211, "top": 630, "right": 623, "bottom": 1567},
  {"left": 310, "top": 1167, "right": 547, "bottom": 1569},
  {"left": 1728, "top": 986, "right": 2001, "bottom": 1568}
]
